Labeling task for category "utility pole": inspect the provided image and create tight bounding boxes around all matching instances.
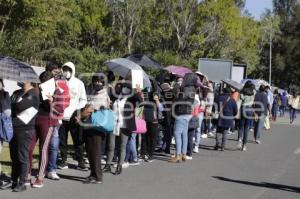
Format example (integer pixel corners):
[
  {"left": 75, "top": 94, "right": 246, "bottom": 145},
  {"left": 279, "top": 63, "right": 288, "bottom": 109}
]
[{"left": 269, "top": 21, "right": 272, "bottom": 86}]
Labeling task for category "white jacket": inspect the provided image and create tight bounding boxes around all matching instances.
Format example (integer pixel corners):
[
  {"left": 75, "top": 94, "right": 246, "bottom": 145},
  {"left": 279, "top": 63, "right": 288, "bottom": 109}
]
[{"left": 62, "top": 62, "right": 87, "bottom": 121}]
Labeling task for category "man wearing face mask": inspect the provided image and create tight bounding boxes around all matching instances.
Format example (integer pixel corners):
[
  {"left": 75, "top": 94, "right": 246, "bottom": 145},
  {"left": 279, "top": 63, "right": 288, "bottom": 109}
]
[{"left": 58, "top": 62, "right": 87, "bottom": 170}]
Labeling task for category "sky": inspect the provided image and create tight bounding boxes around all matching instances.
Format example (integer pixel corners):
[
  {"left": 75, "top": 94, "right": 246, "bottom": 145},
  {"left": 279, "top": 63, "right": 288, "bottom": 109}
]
[{"left": 245, "top": 0, "right": 274, "bottom": 20}]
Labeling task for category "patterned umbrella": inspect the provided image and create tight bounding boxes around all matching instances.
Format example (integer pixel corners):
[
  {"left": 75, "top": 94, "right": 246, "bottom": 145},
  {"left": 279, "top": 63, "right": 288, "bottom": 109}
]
[
  {"left": 0, "top": 56, "right": 40, "bottom": 83},
  {"left": 164, "top": 65, "right": 193, "bottom": 77}
]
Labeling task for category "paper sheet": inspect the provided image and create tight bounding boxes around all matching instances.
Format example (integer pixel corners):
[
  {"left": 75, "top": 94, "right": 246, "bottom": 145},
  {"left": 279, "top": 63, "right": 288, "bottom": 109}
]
[
  {"left": 131, "top": 70, "right": 143, "bottom": 89},
  {"left": 17, "top": 107, "right": 38, "bottom": 124},
  {"left": 39, "top": 78, "right": 56, "bottom": 100}
]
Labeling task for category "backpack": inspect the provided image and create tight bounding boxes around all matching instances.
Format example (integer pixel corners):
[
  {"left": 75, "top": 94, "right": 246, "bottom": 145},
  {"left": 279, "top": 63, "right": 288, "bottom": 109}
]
[{"left": 0, "top": 112, "right": 13, "bottom": 142}]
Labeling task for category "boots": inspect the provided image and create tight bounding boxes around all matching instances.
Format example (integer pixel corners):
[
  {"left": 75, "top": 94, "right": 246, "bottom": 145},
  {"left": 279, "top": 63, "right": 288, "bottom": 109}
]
[
  {"left": 103, "top": 164, "right": 111, "bottom": 173},
  {"left": 115, "top": 165, "right": 122, "bottom": 175},
  {"left": 168, "top": 155, "right": 182, "bottom": 163},
  {"left": 182, "top": 155, "right": 186, "bottom": 162}
]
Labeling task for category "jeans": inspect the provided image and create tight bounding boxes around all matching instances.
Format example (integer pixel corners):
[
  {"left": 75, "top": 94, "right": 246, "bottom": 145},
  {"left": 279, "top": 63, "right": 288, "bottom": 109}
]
[
  {"left": 174, "top": 115, "right": 192, "bottom": 155},
  {"left": 290, "top": 108, "right": 297, "bottom": 123},
  {"left": 125, "top": 133, "right": 137, "bottom": 162},
  {"left": 254, "top": 115, "right": 266, "bottom": 140},
  {"left": 272, "top": 104, "right": 279, "bottom": 120},
  {"left": 48, "top": 126, "right": 60, "bottom": 172},
  {"left": 280, "top": 106, "right": 286, "bottom": 117},
  {"left": 106, "top": 129, "right": 130, "bottom": 165},
  {"left": 194, "top": 112, "right": 204, "bottom": 148},
  {"left": 238, "top": 108, "right": 253, "bottom": 145}
]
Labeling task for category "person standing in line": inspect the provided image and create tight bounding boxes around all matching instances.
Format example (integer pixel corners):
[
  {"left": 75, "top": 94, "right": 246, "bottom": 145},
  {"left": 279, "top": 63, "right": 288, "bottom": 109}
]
[
  {"left": 214, "top": 87, "right": 238, "bottom": 151},
  {"left": 279, "top": 92, "right": 288, "bottom": 117},
  {"left": 253, "top": 85, "right": 269, "bottom": 144},
  {"left": 58, "top": 62, "right": 87, "bottom": 170},
  {"left": 9, "top": 82, "right": 39, "bottom": 192},
  {"left": 271, "top": 89, "right": 280, "bottom": 122},
  {"left": 79, "top": 74, "right": 110, "bottom": 184},
  {"left": 264, "top": 86, "right": 273, "bottom": 130},
  {"left": 0, "top": 79, "right": 11, "bottom": 153},
  {"left": 288, "top": 91, "right": 299, "bottom": 124},
  {"left": 237, "top": 81, "right": 255, "bottom": 151}
]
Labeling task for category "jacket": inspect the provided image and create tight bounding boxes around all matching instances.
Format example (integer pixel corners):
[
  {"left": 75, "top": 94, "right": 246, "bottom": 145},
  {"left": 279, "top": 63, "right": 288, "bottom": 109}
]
[
  {"left": 288, "top": 96, "right": 300, "bottom": 109},
  {"left": 62, "top": 62, "right": 87, "bottom": 121},
  {"left": 253, "top": 91, "right": 269, "bottom": 116},
  {"left": 216, "top": 94, "right": 238, "bottom": 129},
  {"left": 174, "top": 86, "right": 195, "bottom": 116},
  {"left": 86, "top": 85, "right": 110, "bottom": 110},
  {"left": 11, "top": 88, "right": 39, "bottom": 131}
]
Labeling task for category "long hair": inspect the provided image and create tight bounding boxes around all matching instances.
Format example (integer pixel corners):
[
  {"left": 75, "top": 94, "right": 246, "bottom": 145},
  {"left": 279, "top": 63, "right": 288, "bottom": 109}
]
[{"left": 241, "top": 81, "right": 255, "bottom": 96}]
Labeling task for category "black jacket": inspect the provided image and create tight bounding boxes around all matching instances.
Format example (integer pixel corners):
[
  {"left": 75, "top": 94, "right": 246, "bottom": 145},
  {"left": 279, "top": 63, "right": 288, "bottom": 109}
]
[
  {"left": 11, "top": 88, "right": 39, "bottom": 131},
  {"left": 174, "top": 86, "right": 195, "bottom": 116}
]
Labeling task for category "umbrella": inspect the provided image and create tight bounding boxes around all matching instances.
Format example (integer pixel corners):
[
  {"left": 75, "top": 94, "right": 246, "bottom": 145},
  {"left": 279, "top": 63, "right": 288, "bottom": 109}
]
[
  {"left": 164, "top": 65, "right": 193, "bottom": 77},
  {"left": 241, "top": 79, "right": 270, "bottom": 90},
  {"left": 104, "top": 58, "right": 151, "bottom": 88},
  {"left": 0, "top": 56, "right": 40, "bottom": 83},
  {"left": 222, "top": 79, "right": 243, "bottom": 91},
  {"left": 125, "top": 54, "right": 162, "bottom": 69}
]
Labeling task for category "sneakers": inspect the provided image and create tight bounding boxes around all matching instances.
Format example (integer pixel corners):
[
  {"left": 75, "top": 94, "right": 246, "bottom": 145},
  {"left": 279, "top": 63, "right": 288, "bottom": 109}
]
[
  {"left": 237, "top": 139, "right": 242, "bottom": 149},
  {"left": 129, "top": 161, "right": 140, "bottom": 166},
  {"left": 101, "top": 159, "right": 106, "bottom": 165},
  {"left": 255, "top": 140, "right": 261, "bottom": 144},
  {"left": 193, "top": 147, "right": 199, "bottom": 153},
  {"left": 185, "top": 156, "right": 193, "bottom": 160},
  {"left": 122, "top": 162, "right": 129, "bottom": 169},
  {"left": 242, "top": 146, "right": 247, "bottom": 151},
  {"left": 208, "top": 132, "right": 215, "bottom": 137},
  {"left": 145, "top": 156, "right": 154, "bottom": 163},
  {"left": 58, "top": 162, "right": 69, "bottom": 170},
  {"left": 32, "top": 179, "right": 44, "bottom": 188},
  {"left": 201, "top": 134, "right": 208, "bottom": 138},
  {"left": 47, "top": 172, "right": 60, "bottom": 180},
  {"left": 24, "top": 179, "right": 32, "bottom": 187},
  {"left": 78, "top": 162, "right": 88, "bottom": 171},
  {"left": 12, "top": 183, "right": 26, "bottom": 192},
  {"left": 83, "top": 176, "right": 102, "bottom": 184}
]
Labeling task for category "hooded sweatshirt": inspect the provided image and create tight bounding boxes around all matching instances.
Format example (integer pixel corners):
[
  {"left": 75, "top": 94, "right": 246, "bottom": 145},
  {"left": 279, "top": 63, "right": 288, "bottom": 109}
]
[{"left": 62, "top": 62, "right": 87, "bottom": 121}]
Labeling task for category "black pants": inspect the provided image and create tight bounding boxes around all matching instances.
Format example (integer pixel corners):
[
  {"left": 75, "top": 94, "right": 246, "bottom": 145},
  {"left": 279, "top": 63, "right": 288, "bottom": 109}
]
[
  {"left": 9, "top": 129, "right": 34, "bottom": 184},
  {"left": 163, "top": 123, "right": 173, "bottom": 154},
  {"left": 85, "top": 129, "right": 103, "bottom": 181},
  {"left": 59, "top": 120, "right": 85, "bottom": 163},
  {"left": 141, "top": 122, "right": 158, "bottom": 158},
  {"left": 187, "top": 128, "right": 196, "bottom": 156},
  {"left": 215, "top": 127, "right": 229, "bottom": 148}
]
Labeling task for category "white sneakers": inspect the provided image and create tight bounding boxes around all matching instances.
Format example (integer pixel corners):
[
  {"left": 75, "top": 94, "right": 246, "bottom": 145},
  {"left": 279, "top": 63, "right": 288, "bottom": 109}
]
[
  {"left": 193, "top": 147, "right": 199, "bottom": 153},
  {"left": 201, "top": 134, "right": 208, "bottom": 139},
  {"left": 47, "top": 172, "right": 60, "bottom": 181},
  {"left": 185, "top": 156, "right": 193, "bottom": 160}
]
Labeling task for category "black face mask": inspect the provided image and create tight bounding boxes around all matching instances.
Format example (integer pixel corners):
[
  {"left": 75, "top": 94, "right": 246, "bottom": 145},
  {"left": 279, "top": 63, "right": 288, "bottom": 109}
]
[
  {"left": 17, "top": 82, "right": 24, "bottom": 88},
  {"left": 94, "top": 84, "right": 104, "bottom": 92}
]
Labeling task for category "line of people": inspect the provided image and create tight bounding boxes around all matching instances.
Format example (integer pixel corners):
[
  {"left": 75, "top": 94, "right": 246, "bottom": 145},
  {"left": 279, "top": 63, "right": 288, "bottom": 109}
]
[{"left": 0, "top": 62, "right": 299, "bottom": 192}]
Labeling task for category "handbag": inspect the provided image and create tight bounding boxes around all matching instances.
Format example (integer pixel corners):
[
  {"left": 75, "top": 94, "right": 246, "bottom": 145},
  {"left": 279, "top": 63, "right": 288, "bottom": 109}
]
[
  {"left": 133, "top": 107, "right": 147, "bottom": 134},
  {"left": 91, "top": 109, "right": 115, "bottom": 133},
  {"left": 0, "top": 112, "right": 13, "bottom": 142}
]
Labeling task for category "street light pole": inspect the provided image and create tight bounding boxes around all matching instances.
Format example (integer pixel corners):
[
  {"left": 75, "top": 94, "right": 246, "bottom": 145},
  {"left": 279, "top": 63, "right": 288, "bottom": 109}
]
[{"left": 269, "top": 17, "right": 273, "bottom": 85}]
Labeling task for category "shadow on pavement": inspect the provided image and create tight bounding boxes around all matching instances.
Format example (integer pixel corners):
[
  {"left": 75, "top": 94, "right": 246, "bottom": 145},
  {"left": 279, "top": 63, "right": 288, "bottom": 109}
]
[
  {"left": 58, "top": 174, "right": 87, "bottom": 183},
  {"left": 212, "top": 176, "right": 300, "bottom": 193}
]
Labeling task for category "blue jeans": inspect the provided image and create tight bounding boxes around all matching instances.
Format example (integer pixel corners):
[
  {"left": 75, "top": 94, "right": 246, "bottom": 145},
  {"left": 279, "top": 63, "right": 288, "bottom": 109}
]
[
  {"left": 174, "top": 115, "right": 192, "bottom": 155},
  {"left": 238, "top": 108, "right": 253, "bottom": 145},
  {"left": 290, "top": 108, "right": 297, "bottom": 123},
  {"left": 48, "top": 126, "right": 60, "bottom": 172},
  {"left": 254, "top": 115, "right": 265, "bottom": 140},
  {"left": 125, "top": 133, "right": 137, "bottom": 162},
  {"left": 194, "top": 112, "right": 204, "bottom": 148}
]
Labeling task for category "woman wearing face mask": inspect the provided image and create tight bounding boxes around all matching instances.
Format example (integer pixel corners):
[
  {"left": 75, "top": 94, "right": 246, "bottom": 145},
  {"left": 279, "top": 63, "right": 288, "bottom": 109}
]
[
  {"left": 77, "top": 74, "right": 110, "bottom": 184},
  {"left": 9, "top": 81, "right": 39, "bottom": 192},
  {"left": 103, "top": 81, "right": 143, "bottom": 175}
]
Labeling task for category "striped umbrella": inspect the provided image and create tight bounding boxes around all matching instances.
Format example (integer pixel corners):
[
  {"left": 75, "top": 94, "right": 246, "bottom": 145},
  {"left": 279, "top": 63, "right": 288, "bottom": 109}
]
[{"left": 0, "top": 56, "right": 40, "bottom": 83}]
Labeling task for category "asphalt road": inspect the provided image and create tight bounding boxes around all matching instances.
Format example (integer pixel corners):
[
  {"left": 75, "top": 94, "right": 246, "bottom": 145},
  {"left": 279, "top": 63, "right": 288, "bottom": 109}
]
[{"left": 1, "top": 117, "right": 300, "bottom": 199}]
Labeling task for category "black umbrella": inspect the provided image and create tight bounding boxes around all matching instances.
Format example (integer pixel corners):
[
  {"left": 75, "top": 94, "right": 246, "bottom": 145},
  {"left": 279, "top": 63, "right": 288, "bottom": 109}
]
[
  {"left": 0, "top": 56, "right": 40, "bottom": 83},
  {"left": 125, "top": 54, "right": 162, "bottom": 69}
]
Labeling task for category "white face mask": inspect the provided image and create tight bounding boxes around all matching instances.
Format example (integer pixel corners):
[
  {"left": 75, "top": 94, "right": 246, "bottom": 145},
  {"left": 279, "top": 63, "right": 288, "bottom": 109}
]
[
  {"left": 63, "top": 71, "right": 72, "bottom": 79},
  {"left": 122, "top": 87, "right": 131, "bottom": 95}
]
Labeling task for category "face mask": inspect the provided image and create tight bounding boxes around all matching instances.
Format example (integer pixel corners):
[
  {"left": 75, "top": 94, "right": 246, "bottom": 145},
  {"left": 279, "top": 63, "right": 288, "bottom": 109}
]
[
  {"left": 63, "top": 71, "right": 72, "bottom": 79},
  {"left": 94, "top": 84, "right": 103, "bottom": 92},
  {"left": 17, "top": 82, "right": 24, "bottom": 88},
  {"left": 121, "top": 87, "right": 131, "bottom": 95}
]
